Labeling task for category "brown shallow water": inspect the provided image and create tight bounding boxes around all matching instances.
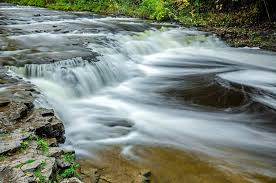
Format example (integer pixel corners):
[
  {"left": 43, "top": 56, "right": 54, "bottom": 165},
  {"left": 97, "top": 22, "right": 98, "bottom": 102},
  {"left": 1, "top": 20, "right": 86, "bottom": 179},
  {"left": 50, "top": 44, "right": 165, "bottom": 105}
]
[
  {"left": 1, "top": 3, "right": 276, "bottom": 182},
  {"left": 78, "top": 146, "right": 276, "bottom": 183}
]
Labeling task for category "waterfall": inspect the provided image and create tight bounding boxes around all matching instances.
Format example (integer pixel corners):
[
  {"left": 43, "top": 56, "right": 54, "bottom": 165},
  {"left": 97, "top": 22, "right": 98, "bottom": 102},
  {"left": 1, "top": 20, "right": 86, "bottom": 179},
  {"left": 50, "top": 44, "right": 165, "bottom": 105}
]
[{"left": 3, "top": 6, "right": 276, "bottom": 177}]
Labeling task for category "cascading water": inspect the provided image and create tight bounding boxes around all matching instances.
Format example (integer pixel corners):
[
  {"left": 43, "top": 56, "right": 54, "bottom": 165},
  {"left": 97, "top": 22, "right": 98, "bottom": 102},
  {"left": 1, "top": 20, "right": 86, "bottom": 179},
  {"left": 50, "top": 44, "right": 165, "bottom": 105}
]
[{"left": 2, "top": 4, "right": 276, "bottom": 179}]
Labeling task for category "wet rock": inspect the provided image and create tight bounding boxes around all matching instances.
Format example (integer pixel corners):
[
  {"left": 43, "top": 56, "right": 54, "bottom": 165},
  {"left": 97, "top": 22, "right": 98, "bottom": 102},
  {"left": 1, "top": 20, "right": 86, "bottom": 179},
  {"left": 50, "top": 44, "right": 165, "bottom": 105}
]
[
  {"left": 105, "top": 119, "right": 134, "bottom": 128},
  {"left": 80, "top": 166, "right": 98, "bottom": 176},
  {"left": 40, "top": 109, "right": 55, "bottom": 117},
  {"left": 23, "top": 108, "right": 65, "bottom": 143},
  {"left": 61, "top": 177, "right": 83, "bottom": 183},
  {"left": 56, "top": 158, "right": 71, "bottom": 169},
  {"left": 63, "top": 149, "right": 76, "bottom": 154},
  {"left": 140, "top": 169, "right": 151, "bottom": 178},
  {"left": 98, "top": 175, "right": 112, "bottom": 183},
  {"left": 48, "top": 147, "right": 64, "bottom": 157},
  {"left": 0, "top": 99, "right": 10, "bottom": 107},
  {"left": 48, "top": 138, "right": 58, "bottom": 147},
  {"left": 139, "top": 169, "right": 151, "bottom": 183}
]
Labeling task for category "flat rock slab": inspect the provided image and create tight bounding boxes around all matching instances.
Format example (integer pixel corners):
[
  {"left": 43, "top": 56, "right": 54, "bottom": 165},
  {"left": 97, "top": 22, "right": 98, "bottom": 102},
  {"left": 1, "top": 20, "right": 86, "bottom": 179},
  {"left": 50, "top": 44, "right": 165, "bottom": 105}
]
[{"left": 0, "top": 130, "right": 30, "bottom": 155}]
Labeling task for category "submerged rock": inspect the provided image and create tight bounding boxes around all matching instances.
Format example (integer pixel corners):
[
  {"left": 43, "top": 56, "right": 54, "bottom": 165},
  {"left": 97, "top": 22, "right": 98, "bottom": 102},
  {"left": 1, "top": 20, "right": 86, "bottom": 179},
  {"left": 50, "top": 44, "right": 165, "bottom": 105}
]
[{"left": 61, "top": 177, "right": 84, "bottom": 183}]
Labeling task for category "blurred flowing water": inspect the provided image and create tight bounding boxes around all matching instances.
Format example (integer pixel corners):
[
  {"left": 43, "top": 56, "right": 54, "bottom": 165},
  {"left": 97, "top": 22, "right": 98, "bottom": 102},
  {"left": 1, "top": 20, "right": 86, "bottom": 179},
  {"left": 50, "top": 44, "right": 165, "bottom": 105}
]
[{"left": 1, "top": 3, "right": 276, "bottom": 178}]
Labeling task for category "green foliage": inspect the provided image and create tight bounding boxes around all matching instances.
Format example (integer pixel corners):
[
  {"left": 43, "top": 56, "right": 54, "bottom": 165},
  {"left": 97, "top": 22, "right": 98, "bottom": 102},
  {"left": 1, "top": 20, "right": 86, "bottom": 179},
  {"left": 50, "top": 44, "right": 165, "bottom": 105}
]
[
  {"left": 0, "top": 155, "right": 7, "bottom": 162},
  {"left": 15, "top": 159, "right": 36, "bottom": 168},
  {"left": 34, "top": 169, "right": 46, "bottom": 183},
  {"left": 6, "top": 0, "right": 274, "bottom": 24},
  {"left": 63, "top": 152, "right": 75, "bottom": 163},
  {"left": 60, "top": 163, "right": 80, "bottom": 178},
  {"left": 34, "top": 160, "right": 47, "bottom": 183},
  {"left": 36, "top": 138, "right": 49, "bottom": 154},
  {"left": 20, "top": 140, "right": 30, "bottom": 151},
  {"left": 59, "top": 152, "right": 80, "bottom": 179},
  {"left": 138, "top": 0, "right": 168, "bottom": 20}
]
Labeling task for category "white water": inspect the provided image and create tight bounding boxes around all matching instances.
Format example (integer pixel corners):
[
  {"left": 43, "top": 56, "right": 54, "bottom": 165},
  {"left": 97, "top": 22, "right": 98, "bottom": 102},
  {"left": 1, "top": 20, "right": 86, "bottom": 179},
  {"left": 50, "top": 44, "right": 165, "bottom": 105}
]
[{"left": 3, "top": 5, "right": 276, "bottom": 177}]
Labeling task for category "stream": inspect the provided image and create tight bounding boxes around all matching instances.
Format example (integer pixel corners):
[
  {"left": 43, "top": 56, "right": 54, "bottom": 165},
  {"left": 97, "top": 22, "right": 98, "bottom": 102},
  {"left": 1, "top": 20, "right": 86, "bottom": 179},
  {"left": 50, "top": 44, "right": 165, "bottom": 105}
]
[{"left": 1, "top": 3, "right": 276, "bottom": 181}]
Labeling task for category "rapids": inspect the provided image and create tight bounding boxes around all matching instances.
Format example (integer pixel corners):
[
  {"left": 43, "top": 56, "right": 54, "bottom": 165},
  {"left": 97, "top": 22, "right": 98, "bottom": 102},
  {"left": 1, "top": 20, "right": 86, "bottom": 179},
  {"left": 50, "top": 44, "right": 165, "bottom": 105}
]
[{"left": 1, "top": 3, "right": 276, "bottom": 179}]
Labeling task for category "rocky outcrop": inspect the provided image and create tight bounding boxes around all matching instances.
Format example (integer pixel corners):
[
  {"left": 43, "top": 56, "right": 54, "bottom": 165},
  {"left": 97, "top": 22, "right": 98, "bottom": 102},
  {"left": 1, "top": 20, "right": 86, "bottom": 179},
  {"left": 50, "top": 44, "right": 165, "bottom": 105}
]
[
  {"left": 0, "top": 68, "right": 152, "bottom": 183},
  {"left": 0, "top": 68, "right": 78, "bottom": 183}
]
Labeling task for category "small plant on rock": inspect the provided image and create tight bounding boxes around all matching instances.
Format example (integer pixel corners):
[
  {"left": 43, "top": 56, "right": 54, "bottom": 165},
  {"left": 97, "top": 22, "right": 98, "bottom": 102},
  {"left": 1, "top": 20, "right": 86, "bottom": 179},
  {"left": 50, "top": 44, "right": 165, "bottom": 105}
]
[
  {"left": 34, "top": 160, "right": 47, "bottom": 183},
  {"left": 15, "top": 159, "right": 35, "bottom": 168},
  {"left": 57, "top": 152, "right": 81, "bottom": 179},
  {"left": 36, "top": 138, "right": 49, "bottom": 154}
]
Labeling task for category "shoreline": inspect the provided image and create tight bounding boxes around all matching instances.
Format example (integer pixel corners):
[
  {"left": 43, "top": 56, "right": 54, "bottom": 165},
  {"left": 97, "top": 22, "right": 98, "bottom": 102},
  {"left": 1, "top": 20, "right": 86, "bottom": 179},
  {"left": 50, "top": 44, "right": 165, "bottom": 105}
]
[
  {"left": 3, "top": 1, "right": 276, "bottom": 52},
  {"left": 198, "top": 25, "right": 276, "bottom": 52}
]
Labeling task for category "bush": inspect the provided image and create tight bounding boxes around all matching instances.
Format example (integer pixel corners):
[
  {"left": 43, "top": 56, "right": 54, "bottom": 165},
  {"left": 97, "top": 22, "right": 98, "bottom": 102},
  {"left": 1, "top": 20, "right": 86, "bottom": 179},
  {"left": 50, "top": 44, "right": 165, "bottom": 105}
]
[{"left": 138, "top": 0, "right": 169, "bottom": 20}]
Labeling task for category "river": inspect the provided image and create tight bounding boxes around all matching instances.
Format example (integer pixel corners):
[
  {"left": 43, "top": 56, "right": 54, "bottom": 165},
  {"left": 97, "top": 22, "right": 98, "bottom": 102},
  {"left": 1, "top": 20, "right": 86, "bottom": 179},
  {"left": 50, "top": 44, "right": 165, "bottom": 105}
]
[{"left": 1, "top": 3, "right": 276, "bottom": 182}]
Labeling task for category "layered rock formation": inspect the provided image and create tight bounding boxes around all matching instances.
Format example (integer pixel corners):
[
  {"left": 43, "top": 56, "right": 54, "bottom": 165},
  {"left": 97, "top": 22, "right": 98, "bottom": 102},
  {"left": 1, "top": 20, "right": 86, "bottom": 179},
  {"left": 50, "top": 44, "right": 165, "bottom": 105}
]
[{"left": 0, "top": 68, "right": 81, "bottom": 183}]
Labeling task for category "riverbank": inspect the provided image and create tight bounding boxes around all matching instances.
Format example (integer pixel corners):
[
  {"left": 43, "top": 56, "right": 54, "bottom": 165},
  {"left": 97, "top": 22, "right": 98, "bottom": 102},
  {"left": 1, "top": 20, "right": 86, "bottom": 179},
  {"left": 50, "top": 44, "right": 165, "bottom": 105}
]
[
  {"left": 0, "top": 69, "right": 81, "bottom": 182},
  {"left": 3, "top": 0, "right": 276, "bottom": 51}
]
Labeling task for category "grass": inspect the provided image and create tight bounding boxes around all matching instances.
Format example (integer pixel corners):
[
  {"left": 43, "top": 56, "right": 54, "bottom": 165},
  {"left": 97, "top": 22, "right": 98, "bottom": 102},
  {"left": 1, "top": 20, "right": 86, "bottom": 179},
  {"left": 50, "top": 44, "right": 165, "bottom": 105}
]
[
  {"left": 34, "top": 160, "right": 47, "bottom": 183},
  {"left": 0, "top": 155, "right": 7, "bottom": 162},
  {"left": 55, "top": 152, "right": 80, "bottom": 180},
  {"left": 20, "top": 140, "right": 30, "bottom": 150},
  {"left": 63, "top": 152, "right": 75, "bottom": 163},
  {"left": 15, "top": 159, "right": 36, "bottom": 168},
  {"left": 60, "top": 152, "right": 80, "bottom": 178},
  {"left": 19, "top": 134, "right": 49, "bottom": 154},
  {"left": 60, "top": 163, "right": 80, "bottom": 179},
  {"left": 36, "top": 137, "right": 49, "bottom": 154}
]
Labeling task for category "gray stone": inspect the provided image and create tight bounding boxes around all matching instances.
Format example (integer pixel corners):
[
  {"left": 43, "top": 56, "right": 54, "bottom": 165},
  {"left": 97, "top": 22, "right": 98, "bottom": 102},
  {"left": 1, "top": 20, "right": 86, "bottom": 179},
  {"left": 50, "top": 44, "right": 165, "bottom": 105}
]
[
  {"left": 0, "top": 138, "right": 21, "bottom": 154},
  {"left": 0, "top": 130, "right": 31, "bottom": 155},
  {"left": 61, "top": 177, "right": 84, "bottom": 183},
  {"left": 48, "top": 147, "right": 63, "bottom": 157},
  {"left": 23, "top": 108, "right": 65, "bottom": 143},
  {"left": 56, "top": 158, "right": 71, "bottom": 169},
  {"left": 41, "top": 157, "right": 56, "bottom": 182},
  {"left": 48, "top": 138, "right": 58, "bottom": 147},
  {"left": 0, "top": 70, "right": 67, "bottom": 183},
  {"left": 21, "top": 159, "right": 43, "bottom": 172}
]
